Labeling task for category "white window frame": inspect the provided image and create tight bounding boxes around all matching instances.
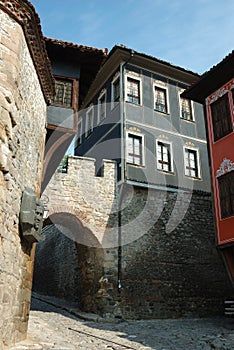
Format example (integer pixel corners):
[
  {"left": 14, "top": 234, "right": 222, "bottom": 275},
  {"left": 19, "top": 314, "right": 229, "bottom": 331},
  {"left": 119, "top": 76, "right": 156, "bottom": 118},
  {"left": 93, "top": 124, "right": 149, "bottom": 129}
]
[
  {"left": 97, "top": 89, "right": 106, "bottom": 124},
  {"left": 76, "top": 118, "right": 83, "bottom": 146},
  {"left": 179, "top": 90, "right": 195, "bottom": 122},
  {"left": 183, "top": 146, "right": 201, "bottom": 179},
  {"left": 111, "top": 73, "right": 120, "bottom": 110},
  {"left": 125, "top": 74, "right": 142, "bottom": 106},
  {"left": 156, "top": 139, "right": 174, "bottom": 173},
  {"left": 126, "top": 130, "right": 145, "bottom": 166},
  {"left": 85, "top": 105, "right": 94, "bottom": 137},
  {"left": 153, "top": 83, "right": 170, "bottom": 114}
]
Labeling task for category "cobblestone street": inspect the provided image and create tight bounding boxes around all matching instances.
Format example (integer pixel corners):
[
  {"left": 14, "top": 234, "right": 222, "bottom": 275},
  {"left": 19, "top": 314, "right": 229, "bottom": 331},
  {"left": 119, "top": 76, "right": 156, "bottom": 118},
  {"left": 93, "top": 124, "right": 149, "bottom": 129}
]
[{"left": 9, "top": 295, "right": 234, "bottom": 350}]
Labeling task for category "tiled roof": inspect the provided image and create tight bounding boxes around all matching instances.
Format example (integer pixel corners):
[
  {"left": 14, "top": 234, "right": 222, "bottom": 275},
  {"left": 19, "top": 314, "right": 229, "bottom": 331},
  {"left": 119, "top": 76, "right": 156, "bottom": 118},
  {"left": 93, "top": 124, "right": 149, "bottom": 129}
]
[
  {"left": 0, "top": 0, "right": 55, "bottom": 103},
  {"left": 45, "top": 37, "right": 108, "bottom": 55},
  {"left": 110, "top": 44, "right": 200, "bottom": 77}
]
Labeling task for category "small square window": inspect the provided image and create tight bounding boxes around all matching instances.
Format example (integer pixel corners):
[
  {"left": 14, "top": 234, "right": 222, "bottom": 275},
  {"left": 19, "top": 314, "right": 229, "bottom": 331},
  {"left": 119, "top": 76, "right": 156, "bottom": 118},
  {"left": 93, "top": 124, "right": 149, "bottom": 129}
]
[
  {"left": 180, "top": 96, "right": 193, "bottom": 121},
  {"left": 156, "top": 141, "right": 173, "bottom": 172},
  {"left": 52, "top": 78, "right": 73, "bottom": 107},
  {"left": 184, "top": 147, "right": 200, "bottom": 178},
  {"left": 127, "top": 132, "right": 144, "bottom": 166},
  {"left": 154, "top": 86, "right": 168, "bottom": 113},
  {"left": 126, "top": 77, "right": 141, "bottom": 105}
]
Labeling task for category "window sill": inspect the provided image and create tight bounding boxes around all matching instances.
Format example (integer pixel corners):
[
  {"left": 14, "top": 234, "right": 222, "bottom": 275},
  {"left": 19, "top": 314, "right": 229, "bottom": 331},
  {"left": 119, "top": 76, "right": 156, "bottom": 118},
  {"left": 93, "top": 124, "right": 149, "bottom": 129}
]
[
  {"left": 212, "top": 130, "right": 234, "bottom": 144},
  {"left": 127, "top": 162, "right": 145, "bottom": 168},
  {"left": 157, "top": 169, "right": 175, "bottom": 175},
  {"left": 154, "top": 109, "right": 169, "bottom": 116},
  {"left": 125, "top": 101, "right": 141, "bottom": 106},
  {"left": 185, "top": 175, "right": 202, "bottom": 181},
  {"left": 180, "top": 117, "right": 195, "bottom": 123}
]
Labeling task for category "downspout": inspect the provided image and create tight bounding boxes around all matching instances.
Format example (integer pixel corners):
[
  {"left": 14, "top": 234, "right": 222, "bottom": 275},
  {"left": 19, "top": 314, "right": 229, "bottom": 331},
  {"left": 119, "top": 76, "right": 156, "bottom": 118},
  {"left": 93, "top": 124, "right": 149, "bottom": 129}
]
[{"left": 118, "top": 51, "right": 134, "bottom": 292}]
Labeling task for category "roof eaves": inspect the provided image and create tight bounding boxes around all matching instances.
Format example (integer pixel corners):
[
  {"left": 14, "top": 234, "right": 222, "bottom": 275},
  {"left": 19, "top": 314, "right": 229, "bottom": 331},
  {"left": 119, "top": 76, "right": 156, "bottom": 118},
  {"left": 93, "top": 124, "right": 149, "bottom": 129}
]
[
  {"left": 0, "top": 0, "right": 55, "bottom": 103},
  {"left": 45, "top": 37, "right": 108, "bottom": 55},
  {"left": 109, "top": 44, "right": 200, "bottom": 77},
  {"left": 182, "top": 50, "right": 234, "bottom": 103}
]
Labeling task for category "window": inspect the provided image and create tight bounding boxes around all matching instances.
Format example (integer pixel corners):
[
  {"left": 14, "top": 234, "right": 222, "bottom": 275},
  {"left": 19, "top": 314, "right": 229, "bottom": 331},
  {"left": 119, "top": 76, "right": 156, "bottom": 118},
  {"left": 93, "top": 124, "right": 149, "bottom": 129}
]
[
  {"left": 98, "top": 91, "right": 106, "bottom": 123},
  {"left": 127, "top": 132, "right": 144, "bottom": 166},
  {"left": 156, "top": 141, "right": 173, "bottom": 172},
  {"left": 76, "top": 118, "right": 82, "bottom": 146},
  {"left": 218, "top": 171, "right": 234, "bottom": 218},
  {"left": 86, "top": 106, "right": 93, "bottom": 137},
  {"left": 210, "top": 93, "right": 232, "bottom": 141},
  {"left": 154, "top": 86, "right": 168, "bottom": 113},
  {"left": 180, "top": 96, "right": 193, "bottom": 121},
  {"left": 126, "top": 77, "right": 141, "bottom": 105},
  {"left": 111, "top": 75, "right": 120, "bottom": 108},
  {"left": 51, "top": 77, "right": 73, "bottom": 107},
  {"left": 184, "top": 147, "right": 200, "bottom": 178}
]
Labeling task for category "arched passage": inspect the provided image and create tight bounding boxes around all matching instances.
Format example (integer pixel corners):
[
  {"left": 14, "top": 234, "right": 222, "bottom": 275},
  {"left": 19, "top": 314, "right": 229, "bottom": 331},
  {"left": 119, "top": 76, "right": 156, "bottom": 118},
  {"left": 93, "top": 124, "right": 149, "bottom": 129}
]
[{"left": 33, "top": 212, "right": 104, "bottom": 313}]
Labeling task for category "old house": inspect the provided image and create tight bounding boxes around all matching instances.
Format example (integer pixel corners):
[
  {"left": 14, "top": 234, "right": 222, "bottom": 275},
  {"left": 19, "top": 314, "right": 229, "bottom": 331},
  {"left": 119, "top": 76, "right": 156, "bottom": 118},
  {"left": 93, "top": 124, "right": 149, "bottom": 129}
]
[
  {"left": 41, "top": 38, "right": 107, "bottom": 192},
  {"left": 183, "top": 50, "right": 234, "bottom": 286},
  {"left": 34, "top": 44, "right": 233, "bottom": 319}
]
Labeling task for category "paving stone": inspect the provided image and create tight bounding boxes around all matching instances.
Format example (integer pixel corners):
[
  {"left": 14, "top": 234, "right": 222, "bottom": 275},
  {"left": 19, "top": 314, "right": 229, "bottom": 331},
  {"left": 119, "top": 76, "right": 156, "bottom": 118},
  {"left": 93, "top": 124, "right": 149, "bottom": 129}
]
[{"left": 8, "top": 296, "right": 234, "bottom": 350}]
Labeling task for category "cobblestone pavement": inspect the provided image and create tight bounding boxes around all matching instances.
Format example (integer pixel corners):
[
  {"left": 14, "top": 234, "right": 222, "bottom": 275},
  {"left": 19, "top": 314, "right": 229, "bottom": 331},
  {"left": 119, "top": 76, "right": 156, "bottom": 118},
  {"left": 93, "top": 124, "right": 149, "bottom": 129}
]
[{"left": 9, "top": 295, "right": 234, "bottom": 350}]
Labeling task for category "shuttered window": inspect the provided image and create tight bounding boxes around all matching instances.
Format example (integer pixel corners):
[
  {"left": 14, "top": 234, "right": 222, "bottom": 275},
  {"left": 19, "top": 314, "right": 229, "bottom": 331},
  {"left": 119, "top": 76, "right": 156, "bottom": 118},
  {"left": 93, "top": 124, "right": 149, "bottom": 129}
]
[
  {"left": 52, "top": 78, "right": 73, "bottom": 107},
  {"left": 218, "top": 171, "right": 234, "bottom": 218},
  {"left": 210, "top": 94, "right": 232, "bottom": 141}
]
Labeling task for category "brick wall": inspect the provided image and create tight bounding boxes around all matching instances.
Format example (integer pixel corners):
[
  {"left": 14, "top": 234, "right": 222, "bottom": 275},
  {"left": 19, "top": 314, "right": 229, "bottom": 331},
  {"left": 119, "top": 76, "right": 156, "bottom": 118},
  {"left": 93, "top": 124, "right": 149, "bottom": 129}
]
[
  {"left": 34, "top": 156, "right": 233, "bottom": 319},
  {"left": 0, "top": 9, "right": 47, "bottom": 348}
]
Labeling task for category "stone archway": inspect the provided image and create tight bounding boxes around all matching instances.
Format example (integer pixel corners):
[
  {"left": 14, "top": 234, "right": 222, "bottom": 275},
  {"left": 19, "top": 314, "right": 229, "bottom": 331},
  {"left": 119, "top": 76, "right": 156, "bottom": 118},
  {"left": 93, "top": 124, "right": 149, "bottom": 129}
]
[{"left": 33, "top": 212, "right": 104, "bottom": 313}]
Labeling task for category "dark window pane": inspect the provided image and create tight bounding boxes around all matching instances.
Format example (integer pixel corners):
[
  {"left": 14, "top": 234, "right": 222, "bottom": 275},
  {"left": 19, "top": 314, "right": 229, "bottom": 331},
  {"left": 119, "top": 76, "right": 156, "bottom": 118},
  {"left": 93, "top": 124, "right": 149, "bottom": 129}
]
[
  {"left": 114, "top": 79, "right": 120, "bottom": 102},
  {"left": 157, "top": 142, "right": 171, "bottom": 172},
  {"left": 184, "top": 148, "right": 199, "bottom": 178},
  {"left": 52, "top": 78, "right": 73, "bottom": 107},
  {"left": 210, "top": 94, "right": 232, "bottom": 141},
  {"left": 218, "top": 171, "right": 234, "bottom": 218}
]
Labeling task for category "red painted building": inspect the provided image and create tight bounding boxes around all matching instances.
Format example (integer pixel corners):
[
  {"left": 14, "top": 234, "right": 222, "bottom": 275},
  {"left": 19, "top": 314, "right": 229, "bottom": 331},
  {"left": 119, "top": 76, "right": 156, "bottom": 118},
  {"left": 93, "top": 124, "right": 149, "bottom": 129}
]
[{"left": 183, "top": 51, "right": 234, "bottom": 284}]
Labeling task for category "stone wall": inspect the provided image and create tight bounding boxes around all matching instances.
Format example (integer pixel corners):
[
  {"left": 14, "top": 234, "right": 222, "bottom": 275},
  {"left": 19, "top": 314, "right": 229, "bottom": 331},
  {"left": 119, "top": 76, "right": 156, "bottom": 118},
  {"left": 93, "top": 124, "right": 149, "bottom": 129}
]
[
  {"left": 113, "top": 187, "right": 233, "bottom": 319},
  {"left": 33, "top": 156, "right": 117, "bottom": 312},
  {"left": 33, "top": 226, "right": 82, "bottom": 300},
  {"left": 0, "top": 8, "right": 47, "bottom": 349},
  {"left": 34, "top": 156, "right": 233, "bottom": 319}
]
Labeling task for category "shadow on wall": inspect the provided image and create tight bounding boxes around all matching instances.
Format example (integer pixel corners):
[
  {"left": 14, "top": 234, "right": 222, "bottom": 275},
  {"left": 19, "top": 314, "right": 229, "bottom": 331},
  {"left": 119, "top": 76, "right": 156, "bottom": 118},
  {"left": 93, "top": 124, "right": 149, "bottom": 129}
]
[{"left": 33, "top": 212, "right": 104, "bottom": 312}]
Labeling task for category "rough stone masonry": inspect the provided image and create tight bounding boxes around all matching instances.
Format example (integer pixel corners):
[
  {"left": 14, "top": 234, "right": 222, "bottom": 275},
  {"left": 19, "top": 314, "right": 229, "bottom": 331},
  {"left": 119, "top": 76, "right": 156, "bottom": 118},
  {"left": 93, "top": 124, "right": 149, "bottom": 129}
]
[
  {"left": 34, "top": 155, "right": 233, "bottom": 319},
  {"left": 0, "top": 1, "right": 53, "bottom": 348}
]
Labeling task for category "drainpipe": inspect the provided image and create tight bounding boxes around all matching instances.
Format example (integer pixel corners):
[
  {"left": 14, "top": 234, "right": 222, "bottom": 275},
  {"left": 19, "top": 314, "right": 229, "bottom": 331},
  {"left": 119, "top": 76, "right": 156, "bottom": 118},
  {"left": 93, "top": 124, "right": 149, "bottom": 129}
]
[
  {"left": 118, "top": 50, "right": 134, "bottom": 292},
  {"left": 117, "top": 184, "right": 123, "bottom": 292}
]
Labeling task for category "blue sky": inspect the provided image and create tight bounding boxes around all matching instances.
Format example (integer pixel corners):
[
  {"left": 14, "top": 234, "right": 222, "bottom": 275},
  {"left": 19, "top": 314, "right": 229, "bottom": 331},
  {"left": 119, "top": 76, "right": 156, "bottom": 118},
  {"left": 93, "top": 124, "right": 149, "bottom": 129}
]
[{"left": 32, "top": 0, "right": 234, "bottom": 74}]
